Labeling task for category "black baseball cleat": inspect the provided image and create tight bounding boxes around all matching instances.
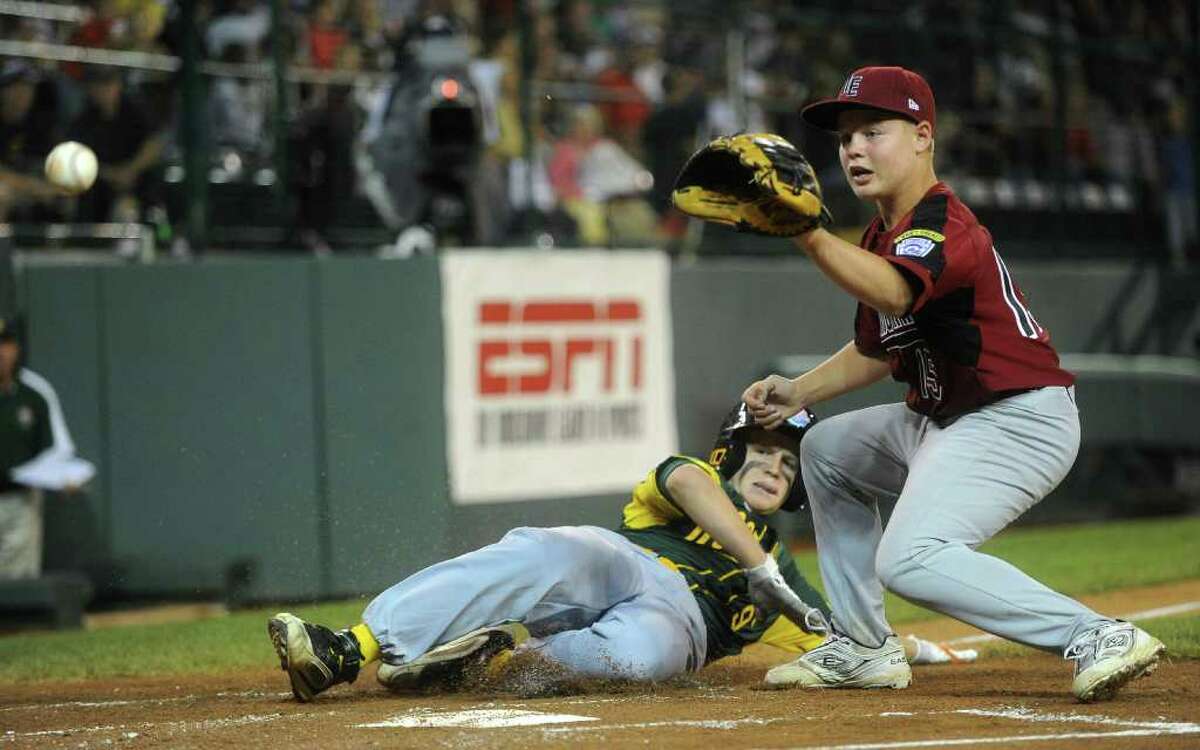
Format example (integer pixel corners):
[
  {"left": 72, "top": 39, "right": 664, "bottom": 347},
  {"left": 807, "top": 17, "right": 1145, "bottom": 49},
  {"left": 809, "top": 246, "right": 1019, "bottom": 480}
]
[
  {"left": 267, "top": 612, "right": 363, "bottom": 702},
  {"left": 376, "top": 622, "right": 529, "bottom": 692}
]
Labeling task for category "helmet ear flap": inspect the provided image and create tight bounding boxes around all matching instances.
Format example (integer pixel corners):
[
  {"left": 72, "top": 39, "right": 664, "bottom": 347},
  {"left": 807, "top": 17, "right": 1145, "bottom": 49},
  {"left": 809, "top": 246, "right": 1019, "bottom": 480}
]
[
  {"left": 708, "top": 437, "right": 747, "bottom": 480},
  {"left": 780, "top": 471, "right": 809, "bottom": 512}
]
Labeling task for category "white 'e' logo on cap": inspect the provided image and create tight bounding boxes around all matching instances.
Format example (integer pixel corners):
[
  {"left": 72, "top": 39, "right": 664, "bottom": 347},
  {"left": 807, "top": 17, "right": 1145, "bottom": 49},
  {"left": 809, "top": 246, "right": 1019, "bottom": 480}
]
[{"left": 841, "top": 75, "right": 863, "bottom": 97}]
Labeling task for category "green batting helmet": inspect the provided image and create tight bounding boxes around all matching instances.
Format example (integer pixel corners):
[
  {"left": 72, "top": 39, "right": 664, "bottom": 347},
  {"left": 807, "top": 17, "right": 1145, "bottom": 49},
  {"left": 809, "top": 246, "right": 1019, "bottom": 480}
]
[{"left": 708, "top": 402, "right": 817, "bottom": 512}]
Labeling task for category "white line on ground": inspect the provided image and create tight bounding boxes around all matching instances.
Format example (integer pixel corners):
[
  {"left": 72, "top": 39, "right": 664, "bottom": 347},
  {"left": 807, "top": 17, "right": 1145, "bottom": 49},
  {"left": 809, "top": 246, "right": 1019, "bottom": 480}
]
[
  {"left": 525, "top": 707, "right": 1199, "bottom": 744},
  {"left": 0, "top": 698, "right": 186, "bottom": 712},
  {"left": 0, "top": 690, "right": 291, "bottom": 713},
  {"left": 777, "top": 706, "right": 1200, "bottom": 749},
  {"left": 357, "top": 709, "right": 598, "bottom": 729},
  {"left": 2, "top": 712, "right": 290, "bottom": 739},
  {"left": 539, "top": 716, "right": 784, "bottom": 734},
  {"left": 7, "top": 724, "right": 119, "bottom": 738},
  {"left": 944, "top": 600, "right": 1200, "bottom": 646},
  {"left": 956, "top": 707, "right": 1200, "bottom": 732},
  {"left": 797, "top": 727, "right": 1200, "bottom": 750}
]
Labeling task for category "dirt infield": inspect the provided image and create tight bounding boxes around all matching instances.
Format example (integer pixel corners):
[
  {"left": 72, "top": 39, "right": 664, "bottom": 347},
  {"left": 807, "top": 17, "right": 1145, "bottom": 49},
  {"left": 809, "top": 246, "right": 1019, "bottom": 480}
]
[
  {"left": 3, "top": 584, "right": 1198, "bottom": 749},
  {"left": 3, "top": 656, "right": 1196, "bottom": 749}
]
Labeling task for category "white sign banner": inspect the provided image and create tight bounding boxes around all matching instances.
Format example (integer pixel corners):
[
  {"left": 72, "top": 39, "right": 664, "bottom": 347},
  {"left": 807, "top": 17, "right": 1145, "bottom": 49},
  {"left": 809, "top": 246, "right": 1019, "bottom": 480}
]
[{"left": 440, "top": 250, "right": 678, "bottom": 504}]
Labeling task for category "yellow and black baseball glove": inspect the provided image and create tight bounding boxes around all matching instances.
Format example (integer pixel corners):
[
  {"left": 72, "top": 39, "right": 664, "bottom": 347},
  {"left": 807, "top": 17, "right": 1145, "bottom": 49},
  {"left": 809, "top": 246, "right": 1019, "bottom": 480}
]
[{"left": 671, "top": 133, "right": 833, "bottom": 237}]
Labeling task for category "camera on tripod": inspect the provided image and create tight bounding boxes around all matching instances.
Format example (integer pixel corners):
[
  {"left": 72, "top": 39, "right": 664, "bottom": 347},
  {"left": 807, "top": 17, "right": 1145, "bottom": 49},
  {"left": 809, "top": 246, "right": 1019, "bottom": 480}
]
[{"left": 359, "top": 13, "right": 484, "bottom": 250}]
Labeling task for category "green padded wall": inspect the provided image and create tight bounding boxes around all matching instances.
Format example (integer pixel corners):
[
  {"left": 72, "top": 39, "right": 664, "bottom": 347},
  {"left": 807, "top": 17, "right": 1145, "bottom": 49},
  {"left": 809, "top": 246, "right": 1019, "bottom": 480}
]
[
  {"left": 315, "top": 257, "right": 455, "bottom": 595},
  {"left": 26, "top": 267, "right": 109, "bottom": 575},
  {"left": 100, "top": 261, "right": 323, "bottom": 600}
]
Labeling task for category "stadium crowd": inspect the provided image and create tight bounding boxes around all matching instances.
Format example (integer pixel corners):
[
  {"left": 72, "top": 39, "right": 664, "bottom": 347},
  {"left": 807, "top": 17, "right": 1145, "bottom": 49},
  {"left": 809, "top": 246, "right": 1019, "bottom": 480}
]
[{"left": 0, "top": 0, "right": 1195, "bottom": 262}]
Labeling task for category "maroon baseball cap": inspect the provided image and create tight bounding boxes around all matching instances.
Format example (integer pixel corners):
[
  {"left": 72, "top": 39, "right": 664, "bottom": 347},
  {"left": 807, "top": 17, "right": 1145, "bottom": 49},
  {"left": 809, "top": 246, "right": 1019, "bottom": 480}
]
[{"left": 801, "top": 66, "right": 936, "bottom": 134}]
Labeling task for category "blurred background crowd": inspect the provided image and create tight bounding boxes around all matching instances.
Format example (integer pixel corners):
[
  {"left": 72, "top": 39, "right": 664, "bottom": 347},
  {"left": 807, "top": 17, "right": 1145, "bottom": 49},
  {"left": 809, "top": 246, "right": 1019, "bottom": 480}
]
[{"left": 0, "top": 0, "right": 1196, "bottom": 263}]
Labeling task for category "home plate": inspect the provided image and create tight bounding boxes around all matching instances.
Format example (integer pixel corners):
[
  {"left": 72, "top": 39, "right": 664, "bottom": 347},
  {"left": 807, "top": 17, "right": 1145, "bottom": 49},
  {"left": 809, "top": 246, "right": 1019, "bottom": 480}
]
[{"left": 358, "top": 709, "right": 600, "bottom": 729}]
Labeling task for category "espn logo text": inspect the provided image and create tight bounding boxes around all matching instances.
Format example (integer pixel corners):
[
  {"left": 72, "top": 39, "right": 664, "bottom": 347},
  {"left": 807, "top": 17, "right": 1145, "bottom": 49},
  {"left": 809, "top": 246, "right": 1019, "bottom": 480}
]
[
  {"left": 476, "top": 299, "right": 643, "bottom": 397},
  {"left": 473, "top": 297, "right": 647, "bottom": 446}
]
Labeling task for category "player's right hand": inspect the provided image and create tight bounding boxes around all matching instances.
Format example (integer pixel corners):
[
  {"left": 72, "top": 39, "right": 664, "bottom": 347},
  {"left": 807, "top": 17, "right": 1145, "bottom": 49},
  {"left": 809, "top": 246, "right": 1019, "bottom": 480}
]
[
  {"left": 742, "top": 374, "right": 803, "bottom": 430},
  {"left": 746, "top": 555, "right": 830, "bottom": 636}
]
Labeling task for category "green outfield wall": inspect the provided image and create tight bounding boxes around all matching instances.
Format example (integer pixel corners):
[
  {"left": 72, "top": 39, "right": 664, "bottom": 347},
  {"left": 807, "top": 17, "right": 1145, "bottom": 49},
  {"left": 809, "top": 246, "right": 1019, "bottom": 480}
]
[{"left": 24, "top": 257, "right": 1199, "bottom": 602}]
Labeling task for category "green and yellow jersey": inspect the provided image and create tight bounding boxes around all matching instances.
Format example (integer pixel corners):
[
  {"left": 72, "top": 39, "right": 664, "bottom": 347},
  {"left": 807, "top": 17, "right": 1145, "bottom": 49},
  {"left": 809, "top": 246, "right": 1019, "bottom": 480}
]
[{"left": 616, "top": 455, "right": 830, "bottom": 664}]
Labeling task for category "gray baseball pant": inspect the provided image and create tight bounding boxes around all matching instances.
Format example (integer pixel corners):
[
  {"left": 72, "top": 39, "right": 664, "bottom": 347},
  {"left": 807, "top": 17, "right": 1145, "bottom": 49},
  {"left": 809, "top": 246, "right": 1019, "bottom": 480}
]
[
  {"left": 363, "top": 525, "right": 707, "bottom": 680},
  {"left": 0, "top": 489, "right": 42, "bottom": 580},
  {"left": 802, "top": 386, "right": 1108, "bottom": 652}
]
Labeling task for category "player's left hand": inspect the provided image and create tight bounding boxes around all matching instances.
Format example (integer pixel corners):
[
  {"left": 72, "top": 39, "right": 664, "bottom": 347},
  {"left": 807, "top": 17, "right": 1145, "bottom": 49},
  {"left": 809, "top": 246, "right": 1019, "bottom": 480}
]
[
  {"left": 746, "top": 555, "right": 830, "bottom": 635},
  {"left": 671, "top": 133, "right": 833, "bottom": 237}
]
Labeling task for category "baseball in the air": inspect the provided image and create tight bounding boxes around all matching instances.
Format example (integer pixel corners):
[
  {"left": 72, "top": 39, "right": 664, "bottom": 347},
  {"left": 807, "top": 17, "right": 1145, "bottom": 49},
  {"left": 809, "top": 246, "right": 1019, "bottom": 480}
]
[{"left": 44, "top": 141, "right": 99, "bottom": 194}]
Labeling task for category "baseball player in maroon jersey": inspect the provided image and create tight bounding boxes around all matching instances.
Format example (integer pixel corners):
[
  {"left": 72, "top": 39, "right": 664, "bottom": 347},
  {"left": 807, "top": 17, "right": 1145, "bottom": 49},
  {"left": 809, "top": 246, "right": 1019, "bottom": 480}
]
[{"left": 742, "top": 66, "right": 1164, "bottom": 701}]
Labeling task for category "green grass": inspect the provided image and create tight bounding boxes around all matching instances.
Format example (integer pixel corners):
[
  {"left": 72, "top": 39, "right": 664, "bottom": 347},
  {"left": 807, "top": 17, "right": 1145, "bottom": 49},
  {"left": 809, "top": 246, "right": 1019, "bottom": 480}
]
[
  {"left": 0, "top": 599, "right": 369, "bottom": 684},
  {"left": 1135, "top": 613, "right": 1200, "bottom": 659},
  {"left": 1, "top": 516, "right": 1198, "bottom": 683},
  {"left": 790, "top": 516, "right": 1200, "bottom": 625}
]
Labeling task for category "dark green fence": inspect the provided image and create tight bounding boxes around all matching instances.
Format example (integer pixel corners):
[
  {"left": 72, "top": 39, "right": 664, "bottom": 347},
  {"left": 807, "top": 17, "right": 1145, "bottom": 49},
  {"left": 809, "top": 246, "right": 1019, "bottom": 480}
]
[{"left": 26, "top": 256, "right": 1199, "bottom": 602}]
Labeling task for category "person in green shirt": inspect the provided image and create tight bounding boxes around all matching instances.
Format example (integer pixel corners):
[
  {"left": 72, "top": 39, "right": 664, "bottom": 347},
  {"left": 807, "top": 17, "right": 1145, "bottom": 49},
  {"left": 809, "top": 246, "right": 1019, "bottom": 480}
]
[{"left": 0, "top": 317, "right": 82, "bottom": 579}]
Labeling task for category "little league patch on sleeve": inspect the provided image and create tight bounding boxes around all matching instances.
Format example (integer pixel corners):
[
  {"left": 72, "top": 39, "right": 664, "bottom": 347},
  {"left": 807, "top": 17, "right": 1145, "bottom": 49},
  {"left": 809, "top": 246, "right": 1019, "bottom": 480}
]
[
  {"left": 894, "top": 228, "right": 945, "bottom": 258},
  {"left": 895, "top": 236, "right": 937, "bottom": 258},
  {"left": 895, "top": 228, "right": 946, "bottom": 243}
]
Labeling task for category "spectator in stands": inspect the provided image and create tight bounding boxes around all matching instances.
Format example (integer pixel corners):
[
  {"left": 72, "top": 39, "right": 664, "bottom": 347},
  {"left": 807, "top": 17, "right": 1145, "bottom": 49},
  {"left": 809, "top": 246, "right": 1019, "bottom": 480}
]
[
  {"left": 594, "top": 45, "right": 651, "bottom": 156},
  {"left": 290, "top": 45, "right": 363, "bottom": 255},
  {"left": 483, "top": 31, "right": 557, "bottom": 235},
  {"left": 1064, "top": 74, "right": 1102, "bottom": 183},
  {"left": 347, "top": 0, "right": 391, "bottom": 70},
  {"left": 0, "top": 61, "right": 66, "bottom": 222},
  {"left": 963, "top": 61, "right": 1013, "bottom": 178},
  {"left": 306, "top": 0, "right": 349, "bottom": 69},
  {"left": 209, "top": 44, "right": 269, "bottom": 158},
  {"left": 0, "top": 317, "right": 93, "bottom": 581},
  {"left": 548, "top": 104, "right": 656, "bottom": 246},
  {"left": 125, "top": 1, "right": 178, "bottom": 129},
  {"left": 1160, "top": 99, "right": 1196, "bottom": 268},
  {"left": 67, "top": 65, "right": 166, "bottom": 226},
  {"left": 556, "top": 0, "right": 602, "bottom": 78},
  {"left": 205, "top": 0, "right": 270, "bottom": 59},
  {"left": 548, "top": 104, "right": 608, "bottom": 245},
  {"left": 759, "top": 25, "right": 812, "bottom": 140},
  {"left": 629, "top": 25, "right": 665, "bottom": 107},
  {"left": 64, "top": 0, "right": 125, "bottom": 80},
  {"left": 997, "top": 35, "right": 1053, "bottom": 178},
  {"left": 641, "top": 65, "right": 705, "bottom": 219}
]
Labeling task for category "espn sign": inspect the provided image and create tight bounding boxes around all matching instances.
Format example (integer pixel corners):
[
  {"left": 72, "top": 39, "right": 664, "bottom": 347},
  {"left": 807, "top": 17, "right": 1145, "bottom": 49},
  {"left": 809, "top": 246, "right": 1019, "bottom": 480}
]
[
  {"left": 477, "top": 299, "right": 642, "bottom": 396},
  {"left": 441, "top": 251, "right": 677, "bottom": 504}
]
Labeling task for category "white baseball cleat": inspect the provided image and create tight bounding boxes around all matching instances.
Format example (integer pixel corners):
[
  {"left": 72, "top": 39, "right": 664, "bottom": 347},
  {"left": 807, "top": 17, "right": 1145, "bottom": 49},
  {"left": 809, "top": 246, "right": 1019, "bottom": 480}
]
[
  {"left": 765, "top": 633, "right": 911, "bottom": 689},
  {"left": 1067, "top": 621, "right": 1165, "bottom": 702}
]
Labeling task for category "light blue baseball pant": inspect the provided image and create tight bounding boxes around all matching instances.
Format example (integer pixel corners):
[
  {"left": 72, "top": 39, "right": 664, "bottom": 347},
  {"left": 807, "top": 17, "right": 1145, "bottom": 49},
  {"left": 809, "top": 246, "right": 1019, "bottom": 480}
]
[
  {"left": 802, "top": 386, "right": 1108, "bottom": 652},
  {"left": 362, "top": 525, "right": 707, "bottom": 680}
]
